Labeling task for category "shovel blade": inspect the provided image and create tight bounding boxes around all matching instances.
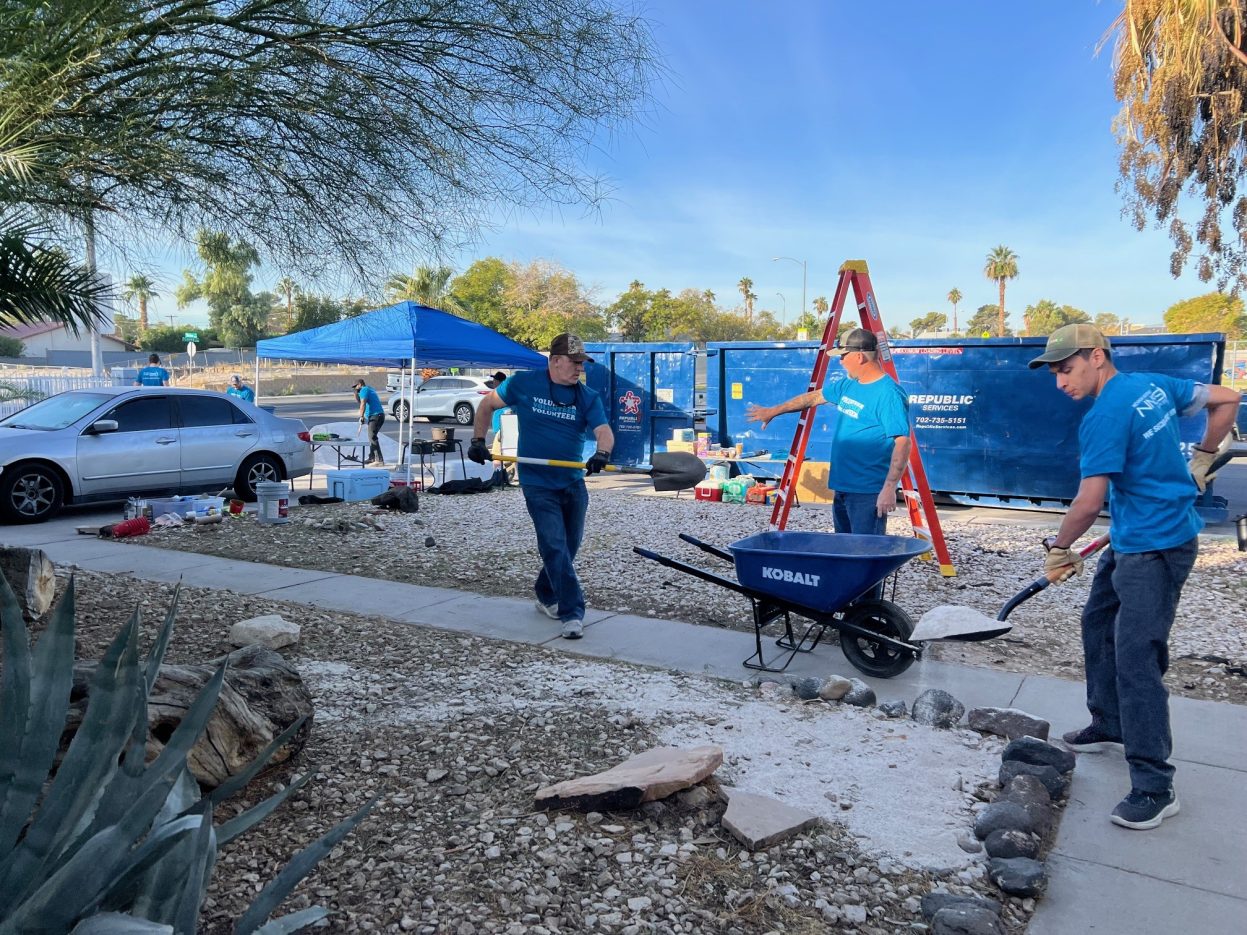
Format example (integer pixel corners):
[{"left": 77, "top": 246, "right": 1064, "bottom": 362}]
[
  {"left": 910, "top": 604, "right": 1012, "bottom": 642},
  {"left": 643, "top": 451, "right": 707, "bottom": 491}
]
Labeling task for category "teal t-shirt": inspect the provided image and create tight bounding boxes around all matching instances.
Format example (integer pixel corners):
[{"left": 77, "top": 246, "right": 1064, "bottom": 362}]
[
  {"left": 357, "top": 386, "right": 383, "bottom": 418},
  {"left": 823, "top": 374, "right": 910, "bottom": 494},
  {"left": 136, "top": 366, "right": 169, "bottom": 386},
  {"left": 1078, "top": 371, "right": 1203, "bottom": 553},
  {"left": 497, "top": 371, "right": 607, "bottom": 489},
  {"left": 227, "top": 385, "right": 255, "bottom": 403}
]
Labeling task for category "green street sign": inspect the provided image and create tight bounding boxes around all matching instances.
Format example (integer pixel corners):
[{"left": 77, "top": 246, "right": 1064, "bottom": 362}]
[{"left": 182, "top": 331, "right": 199, "bottom": 341}]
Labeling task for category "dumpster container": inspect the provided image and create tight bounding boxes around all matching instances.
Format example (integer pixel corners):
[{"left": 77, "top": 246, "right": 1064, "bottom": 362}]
[{"left": 583, "top": 342, "right": 699, "bottom": 465}]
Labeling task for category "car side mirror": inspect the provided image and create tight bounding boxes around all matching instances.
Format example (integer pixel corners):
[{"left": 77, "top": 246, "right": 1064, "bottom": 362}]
[{"left": 88, "top": 419, "right": 119, "bottom": 434}]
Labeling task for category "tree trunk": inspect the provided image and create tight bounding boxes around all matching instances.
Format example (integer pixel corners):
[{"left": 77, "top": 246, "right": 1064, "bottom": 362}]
[
  {"left": 997, "top": 281, "right": 1006, "bottom": 336},
  {"left": 65, "top": 645, "right": 313, "bottom": 789},
  {"left": 0, "top": 546, "right": 56, "bottom": 620},
  {"left": 139, "top": 296, "right": 148, "bottom": 333}
]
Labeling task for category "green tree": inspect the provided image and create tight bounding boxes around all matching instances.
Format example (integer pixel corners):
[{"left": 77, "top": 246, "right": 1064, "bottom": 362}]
[
  {"left": 274, "top": 276, "right": 299, "bottom": 331},
  {"left": 120, "top": 273, "right": 158, "bottom": 333},
  {"left": 1109, "top": 2, "right": 1247, "bottom": 288},
  {"left": 449, "top": 258, "right": 513, "bottom": 334},
  {"left": 218, "top": 293, "right": 273, "bottom": 347},
  {"left": 910, "top": 312, "right": 948, "bottom": 335},
  {"left": 947, "top": 287, "right": 962, "bottom": 333},
  {"left": 138, "top": 324, "right": 190, "bottom": 352},
  {"left": 1023, "top": 299, "right": 1090, "bottom": 335},
  {"left": 175, "top": 230, "right": 261, "bottom": 330},
  {"left": 966, "top": 304, "right": 1010, "bottom": 337},
  {"left": 385, "top": 265, "right": 467, "bottom": 315},
  {"left": 1094, "top": 312, "right": 1122, "bottom": 334},
  {"left": 290, "top": 293, "right": 343, "bottom": 332},
  {"left": 983, "top": 245, "right": 1019, "bottom": 336},
  {"left": 607, "top": 280, "right": 651, "bottom": 341},
  {"left": 1163, "top": 292, "right": 1247, "bottom": 338},
  {"left": 3, "top": 1, "right": 659, "bottom": 282},
  {"left": 0, "top": 334, "right": 23, "bottom": 356},
  {"left": 111, "top": 311, "right": 139, "bottom": 345},
  {"left": 737, "top": 277, "right": 755, "bottom": 322}
]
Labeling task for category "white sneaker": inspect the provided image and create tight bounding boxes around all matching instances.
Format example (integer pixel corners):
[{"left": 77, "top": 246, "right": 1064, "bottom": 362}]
[
  {"left": 561, "top": 619, "right": 584, "bottom": 640},
  {"left": 534, "top": 601, "right": 559, "bottom": 620}
]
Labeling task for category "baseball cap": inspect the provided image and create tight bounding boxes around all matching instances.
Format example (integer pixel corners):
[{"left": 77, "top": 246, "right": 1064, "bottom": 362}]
[
  {"left": 833, "top": 328, "right": 879, "bottom": 355},
  {"left": 484, "top": 370, "right": 507, "bottom": 388},
  {"left": 230, "top": 374, "right": 242, "bottom": 383},
  {"left": 1027, "top": 324, "right": 1111, "bottom": 369},
  {"left": 549, "top": 332, "right": 593, "bottom": 362},
  {"left": 351, "top": 378, "right": 365, "bottom": 389}
]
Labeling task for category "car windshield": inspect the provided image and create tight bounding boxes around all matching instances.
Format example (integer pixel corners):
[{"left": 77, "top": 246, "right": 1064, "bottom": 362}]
[{"left": 0, "top": 391, "right": 113, "bottom": 430}]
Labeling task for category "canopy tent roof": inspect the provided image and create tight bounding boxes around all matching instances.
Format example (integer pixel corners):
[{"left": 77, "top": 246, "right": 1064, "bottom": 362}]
[{"left": 255, "top": 301, "right": 547, "bottom": 370}]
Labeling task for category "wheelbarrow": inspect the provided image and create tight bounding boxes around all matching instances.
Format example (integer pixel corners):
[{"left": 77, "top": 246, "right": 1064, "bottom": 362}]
[{"left": 634, "top": 530, "right": 931, "bottom": 678}]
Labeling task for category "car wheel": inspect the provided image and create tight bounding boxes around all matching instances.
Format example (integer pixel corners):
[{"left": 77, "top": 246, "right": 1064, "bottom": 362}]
[
  {"left": 234, "top": 454, "right": 284, "bottom": 502},
  {"left": 453, "top": 402, "right": 474, "bottom": 425},
  {"left": 393, "top": 400, "right": 410, "bottom": 421},
  {"left": 1, "top": 461, "right": 65, "bottom": 524}
]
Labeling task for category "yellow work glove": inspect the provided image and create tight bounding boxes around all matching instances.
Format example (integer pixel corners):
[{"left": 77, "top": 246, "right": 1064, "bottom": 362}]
[
  {"left": 1188, "top": 447, "right": 1219, "bottom": 494},
  {"left": 1043, "top": 544, "right": 1083, "bottom": 583}
]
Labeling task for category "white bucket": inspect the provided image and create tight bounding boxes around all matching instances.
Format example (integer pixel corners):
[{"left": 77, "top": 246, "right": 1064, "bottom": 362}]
[{"left": 256, "top": 480, "right": 291, "bottom": 525}]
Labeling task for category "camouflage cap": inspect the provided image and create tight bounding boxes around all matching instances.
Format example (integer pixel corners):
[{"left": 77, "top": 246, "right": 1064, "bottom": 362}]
[
  {"left": 549, "top": 332, "right": 593, "bottom": 362},
  {"left": 1027, "top": 323, "right": 1111, "bottom": 369}
]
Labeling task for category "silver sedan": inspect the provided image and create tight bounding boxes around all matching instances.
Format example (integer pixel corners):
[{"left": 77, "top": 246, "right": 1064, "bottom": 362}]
[{"left": 0, "top": 387, "right": 314, "bottom": 523}]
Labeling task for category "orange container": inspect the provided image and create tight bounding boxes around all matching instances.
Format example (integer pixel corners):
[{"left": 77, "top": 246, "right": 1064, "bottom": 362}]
[{"left": 746, "top": 485, "right": 773, "bottom": 504}]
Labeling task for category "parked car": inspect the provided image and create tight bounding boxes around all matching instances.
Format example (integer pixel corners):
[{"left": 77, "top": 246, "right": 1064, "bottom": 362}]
[
  {"left": 0, "top": 387, "right": 314, "bottom": 523},
  {"left": 388, "top": 375, "right": 493, "bottom": 425}
]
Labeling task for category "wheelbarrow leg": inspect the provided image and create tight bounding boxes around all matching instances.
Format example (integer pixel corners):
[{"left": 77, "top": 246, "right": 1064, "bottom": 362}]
[{"left": 741, "top": 599, "right": 801, "bottom": 673}]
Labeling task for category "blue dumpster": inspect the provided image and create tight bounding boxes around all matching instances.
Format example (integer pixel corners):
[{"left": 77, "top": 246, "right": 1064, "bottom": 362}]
[
  {"left": 708, "top": 333, "right": 1227, "bottom": 514},
  {"left": 584, "top": 342, "right": 698, "bottom": 465}
]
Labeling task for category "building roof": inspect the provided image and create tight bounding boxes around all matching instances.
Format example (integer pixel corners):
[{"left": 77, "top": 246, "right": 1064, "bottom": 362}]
[{"left": 0, "top": 321, "right": 63, "bottom": 340}]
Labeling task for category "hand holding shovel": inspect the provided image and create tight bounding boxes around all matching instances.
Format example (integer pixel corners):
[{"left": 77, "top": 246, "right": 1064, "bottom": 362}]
[
  {"left": 493, "top": 451, "right": 706, "bottom": 492},
  {"left": 910, "top": 533, "right": 1111, "bottom": 642}
]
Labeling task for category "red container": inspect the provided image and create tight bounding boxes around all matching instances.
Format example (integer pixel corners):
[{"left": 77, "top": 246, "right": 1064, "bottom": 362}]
[{"left": 694, "top": 484, "right": 723, "bottom": 502}]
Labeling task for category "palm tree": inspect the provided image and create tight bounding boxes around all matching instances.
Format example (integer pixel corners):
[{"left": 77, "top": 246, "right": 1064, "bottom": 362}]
[
  {"left": 275, "top": 276, "right": 298, "bottom": 330},
  {"left": 947, "top": 287, "right": 962, "bottom": 333},
  {"left": 983, "top": 246, "right": 1019, "bottom": 336},
  {"left": 385, "top": 264, "right": 468, "bottom": 315},
  {"left": 121, "top": 273, "right": 159, "bottom": 333},
  {"left": 737, "top": 276, "right": 754, "bottom": 322}
]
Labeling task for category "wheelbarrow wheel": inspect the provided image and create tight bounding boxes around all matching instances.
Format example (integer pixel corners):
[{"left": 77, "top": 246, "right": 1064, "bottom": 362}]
[{"left": 840, "top": 599, "right": 917, "bottom": 679}]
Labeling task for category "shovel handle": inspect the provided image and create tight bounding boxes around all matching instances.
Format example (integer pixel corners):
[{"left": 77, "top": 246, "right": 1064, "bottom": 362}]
[{"left": 999, "top": 533, "right": 1111, "bottom": 622}]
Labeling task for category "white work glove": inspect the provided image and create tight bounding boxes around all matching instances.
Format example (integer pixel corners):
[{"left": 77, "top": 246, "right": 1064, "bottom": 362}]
[
  {"left": 1188, "top": 447, "right": 1219, "bottom": 494},
  {"left": 1042, "top": 544, "right": 1083, "bottom": 583}
]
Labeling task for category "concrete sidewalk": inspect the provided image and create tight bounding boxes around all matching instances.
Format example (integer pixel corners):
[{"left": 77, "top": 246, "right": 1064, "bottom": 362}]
[{"left": 4, "top": 510, "right": 1244, "bottom": 933}]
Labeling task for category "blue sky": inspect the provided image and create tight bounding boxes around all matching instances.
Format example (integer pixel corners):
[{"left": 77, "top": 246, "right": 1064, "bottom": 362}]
[{"left": 123, "top": 1, "right": 1210, "bottom": 331}]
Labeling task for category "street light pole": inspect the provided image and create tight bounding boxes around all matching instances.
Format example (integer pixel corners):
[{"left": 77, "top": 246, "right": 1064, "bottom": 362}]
[{"left": 772, "top": 256, "right": 807, "bottom": 324}]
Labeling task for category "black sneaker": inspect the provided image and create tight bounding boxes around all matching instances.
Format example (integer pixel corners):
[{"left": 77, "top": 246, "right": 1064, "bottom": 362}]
[
  {"left": 1061, "top": 724, "right": 1124, "bottom": 753},
  {"left": 1111, "top": 788, "right": 1179, "bottom": 830}
]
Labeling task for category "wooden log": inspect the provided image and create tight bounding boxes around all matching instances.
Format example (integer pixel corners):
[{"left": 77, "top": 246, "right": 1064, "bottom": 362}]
[
  {"left": 66, "top": 645, "right": 314, "bottom": 789},
  {"left": 0, "top": 546, "right": 56, "bottom": 620}
]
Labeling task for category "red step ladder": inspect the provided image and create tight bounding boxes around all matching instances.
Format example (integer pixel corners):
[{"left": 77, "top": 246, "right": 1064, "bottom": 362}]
[{"left": 767, "top": 260, "right": 956, "bottom": 576}]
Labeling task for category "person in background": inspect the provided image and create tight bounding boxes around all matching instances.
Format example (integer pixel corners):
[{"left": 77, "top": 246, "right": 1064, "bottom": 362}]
[
  {"left": 468, "top": 334, "right": 613, "bottom": 640},
  {"left": 746, "top": 327, "right": 911, "bottom": 535},
  {"left": 226, "top": 374, "right": 255, "bottom": 403},
  {"left": 1030, "top": 323, "right": 1241, "bottom": 831},
  {"left": 135, "top": 353, "right": 170, "bottom": 387},
  {"left": 353, "top": 377, "right": 385, "bottom": 465},
  {"left": 484, "top": 371, "right": 512, "bottom": 462}
]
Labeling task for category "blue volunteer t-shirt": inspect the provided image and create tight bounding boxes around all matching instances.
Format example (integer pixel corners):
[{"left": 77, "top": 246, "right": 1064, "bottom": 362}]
[
  {"left": 823, "top": 374, "right": 910, "bottom": 494},
  {"left": 498, "top": 371, "right": 608, "bottom": 489},
  {"left": 358, "top": 386, "right": 383, "bottom": 418},
  {"left": 227, "top": 385, "right": 255, "bottom": 403},
  {"left": 136, "top": 366, "right": 169, "bottom": 386},
  {"left": 1079, "top": 371, "right": 1203, "bottom": 553}
]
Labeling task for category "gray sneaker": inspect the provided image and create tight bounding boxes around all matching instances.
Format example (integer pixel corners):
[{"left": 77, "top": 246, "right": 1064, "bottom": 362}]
[
  {"left": 1061, "top": 724, "right": 1124, "bottom": 753},
  {"left": 1110, "top": 788, "right": 1179, "bottom": 830},
  {"left": 534, "top": 600, "right": 559, "bottom": 620},
  {"left": 560, "top": 618, "right": 584, "bottom": 640}
]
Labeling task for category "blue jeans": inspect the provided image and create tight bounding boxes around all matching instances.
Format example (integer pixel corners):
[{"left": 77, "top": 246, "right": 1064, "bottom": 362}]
[
  {"left": 1080, "top": 538, "right": 1197, "bottom": 793},
  {"left": 522, "top": 482, "right": 589, "bottom": 622},
  {"left": 834, "top": 491, "right": 888, "bottom": 599}
]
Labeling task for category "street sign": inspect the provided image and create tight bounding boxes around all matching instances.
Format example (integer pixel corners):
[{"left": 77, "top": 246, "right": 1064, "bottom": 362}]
[
  {"left": 182, "top": 331, "right": 199, "bottom": 341},
  {"left": 186, "top": 341, "right": 197, "bottom": 360}
]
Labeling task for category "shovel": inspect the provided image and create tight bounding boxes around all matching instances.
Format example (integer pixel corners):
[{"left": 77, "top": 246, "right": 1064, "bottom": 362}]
[
  {"left": 910, "top": 533, "right": 1111, "bottom": 642},
  {"left": 494, "top": 451, "right": 707, "bottom": 491}
]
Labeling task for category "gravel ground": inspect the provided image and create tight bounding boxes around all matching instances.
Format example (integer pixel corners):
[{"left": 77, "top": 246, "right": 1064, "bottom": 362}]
[
  {"left": 55, "top": 571, "right": 1033, "bottom": 934},
  {"left": 124, "top": 479, "right": 1247, "bottom": 705}
]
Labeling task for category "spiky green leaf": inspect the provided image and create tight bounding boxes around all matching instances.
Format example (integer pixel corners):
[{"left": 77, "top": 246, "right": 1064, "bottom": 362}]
[
  {"left": 70, "top": 912, "right": 174, "bottom": 934},
  {"left": 0, "top": 826, "right": 130, "bottom": 933},
  {"left": 250, "top": 907, "right": 330, "bottom": 934},
  {"left": 216, "top": 772, "right": 313, "bottom": 848},
  {"left": 192, "top": 716, "right": 308, "bottom": 815},
  {"left": 143, "top": 586, "right": 180, "bottom": 697},
  {"left": 0, "top": 573, "right": 36, "bottom": 853},
  {"left": 172, "top": 807, "right": 214, "bottom": 934}
]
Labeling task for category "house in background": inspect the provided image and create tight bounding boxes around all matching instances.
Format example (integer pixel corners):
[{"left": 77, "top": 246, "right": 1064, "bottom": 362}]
[{"left": 0, "top": 321, "right": 133, "bottom": 361}]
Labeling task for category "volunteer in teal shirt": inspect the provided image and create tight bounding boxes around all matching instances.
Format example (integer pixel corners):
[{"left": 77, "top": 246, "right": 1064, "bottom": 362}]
[
  {"left": 226, "top": 374, "right": 255, "bottom": 403},
  {"left": 1030, "top": 323, "right": 1240, "bottom": 832},
  {"left": 134, "top": 353, "right": 170, "bottom": 386},
  {"left": 746, "top": 327, "right": 911, "bottom": 536},
  {"left": 352, "top": 378, "right": 385, "bottom": 465}
]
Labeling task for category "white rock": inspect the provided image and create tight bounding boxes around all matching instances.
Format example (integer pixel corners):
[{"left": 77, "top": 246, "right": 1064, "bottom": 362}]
[{"left": 228, "top": 614, "right": 300, "bottom": 649}]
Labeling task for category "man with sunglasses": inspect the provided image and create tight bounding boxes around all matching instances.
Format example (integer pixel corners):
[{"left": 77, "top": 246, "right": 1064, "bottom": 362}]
[
  {"left": 746, "top": 327, "right": 911, "bottom": 536},
  {"left": 469, "top": 333, "right": 614, "bottom": 640}
]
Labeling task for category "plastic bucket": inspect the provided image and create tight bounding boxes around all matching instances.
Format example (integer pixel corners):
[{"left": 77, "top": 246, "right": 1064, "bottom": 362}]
[{"left": 255, "top": 480, "right": 290, "bottom": 525}]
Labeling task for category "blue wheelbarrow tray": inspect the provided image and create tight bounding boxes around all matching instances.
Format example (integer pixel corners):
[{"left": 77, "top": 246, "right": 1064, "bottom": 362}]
[{"left": 729, "top": 531, "right": 931, "bottom": 613}]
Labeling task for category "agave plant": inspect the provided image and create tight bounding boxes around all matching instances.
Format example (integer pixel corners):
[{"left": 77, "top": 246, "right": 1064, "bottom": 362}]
[{"left": 0, "top": 572, "right": 375, "bottom": 933}]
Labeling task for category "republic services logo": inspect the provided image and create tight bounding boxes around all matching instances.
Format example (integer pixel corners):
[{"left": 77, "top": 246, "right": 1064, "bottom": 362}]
[{"left": 619, "top": 390, "right": 642, "bottom": 416}]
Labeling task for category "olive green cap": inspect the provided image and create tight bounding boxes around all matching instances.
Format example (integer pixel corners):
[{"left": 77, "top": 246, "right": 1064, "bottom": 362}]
[{"left": 1027, "top": 323, "right": 1111, "bottom": 369}]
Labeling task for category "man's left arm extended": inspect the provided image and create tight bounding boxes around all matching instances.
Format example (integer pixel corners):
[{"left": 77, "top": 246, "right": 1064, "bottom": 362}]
[{"left": 876, "top": 435, "right": 912, "bottom": 516}]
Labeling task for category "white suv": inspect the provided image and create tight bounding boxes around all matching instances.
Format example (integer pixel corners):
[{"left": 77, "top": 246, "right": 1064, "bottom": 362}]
[{"left": 388, "top": 375, "right": 493, "bottom": 425}]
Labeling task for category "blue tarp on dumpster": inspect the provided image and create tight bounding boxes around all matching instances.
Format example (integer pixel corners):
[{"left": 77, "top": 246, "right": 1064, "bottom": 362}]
[{"left": 708, "top": 333, "right": 1225, "bottom": 508}]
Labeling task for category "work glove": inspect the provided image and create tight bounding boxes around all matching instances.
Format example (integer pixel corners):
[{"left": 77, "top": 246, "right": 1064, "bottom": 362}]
[
  {"left": 467, "top": 437, "right": 489, "bottom": 465},
  {"left": 359, "top": 417, "right": 366, "bottom": 425},
  {"left": 1188, "top": 446, "right": 1219, "bottom": 494},
  {"left": 1042, "top": 542, "right": 1083, "bottom": 583},
  {"left": 585, "top": 450, "right": 611, "bottom": 475}
]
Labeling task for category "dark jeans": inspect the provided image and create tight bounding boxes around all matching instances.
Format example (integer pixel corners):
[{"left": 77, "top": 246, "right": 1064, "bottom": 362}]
[
  {"left": 1080, "top": 538, "right": 1198, "bottom": 793},
  {"left": 522, "top": 481, "right": 589, "bottom": 622},
  {"left": 366, "top": 413, "right": 385, "bottom": 462},
  {"left": 834, "top": 491, "right": 888, "bottom": 600}
]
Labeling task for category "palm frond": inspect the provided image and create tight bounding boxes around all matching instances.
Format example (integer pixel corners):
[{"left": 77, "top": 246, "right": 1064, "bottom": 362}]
[{"left": 0, "top": 210, "right": 108, "bottom": 335}]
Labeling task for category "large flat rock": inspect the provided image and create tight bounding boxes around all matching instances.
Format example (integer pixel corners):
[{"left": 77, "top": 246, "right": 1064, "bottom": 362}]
[
  {"left": 535, "top": 745, "right": 722, "bottom": 811},
  {"left": 721, "top": 786, "right": 820, "bottom": 850}
]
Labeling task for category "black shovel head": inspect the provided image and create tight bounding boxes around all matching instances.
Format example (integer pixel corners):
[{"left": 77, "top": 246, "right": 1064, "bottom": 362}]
[{"left": 646, "top": 451, "right": 707, "bottom": 491}]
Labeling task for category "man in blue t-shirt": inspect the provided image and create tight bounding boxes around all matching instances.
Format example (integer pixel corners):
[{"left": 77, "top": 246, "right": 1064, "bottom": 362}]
[
  {"left": 134, "top": 353, "right": 171, "bottom": 387},
  {"left": 747, "top": 328, "right": 911, "bottom": 537},
  {"left": 1030, "top": 323, "right": 1240, "bottom": 831},
  {"left": 226, "top": 374, "right": 255, "bottom": 403},
  {"left": 468, "top": 333, "right": 614, "bottom": 640},
  {"left": 353, "top": 378, "right": 385, "bottom": 465}
]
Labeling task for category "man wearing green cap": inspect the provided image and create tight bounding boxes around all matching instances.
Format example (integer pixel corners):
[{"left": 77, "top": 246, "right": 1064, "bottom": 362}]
[{"left": 1030, "top": 323, "right": 1240, "bottom": 830}]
